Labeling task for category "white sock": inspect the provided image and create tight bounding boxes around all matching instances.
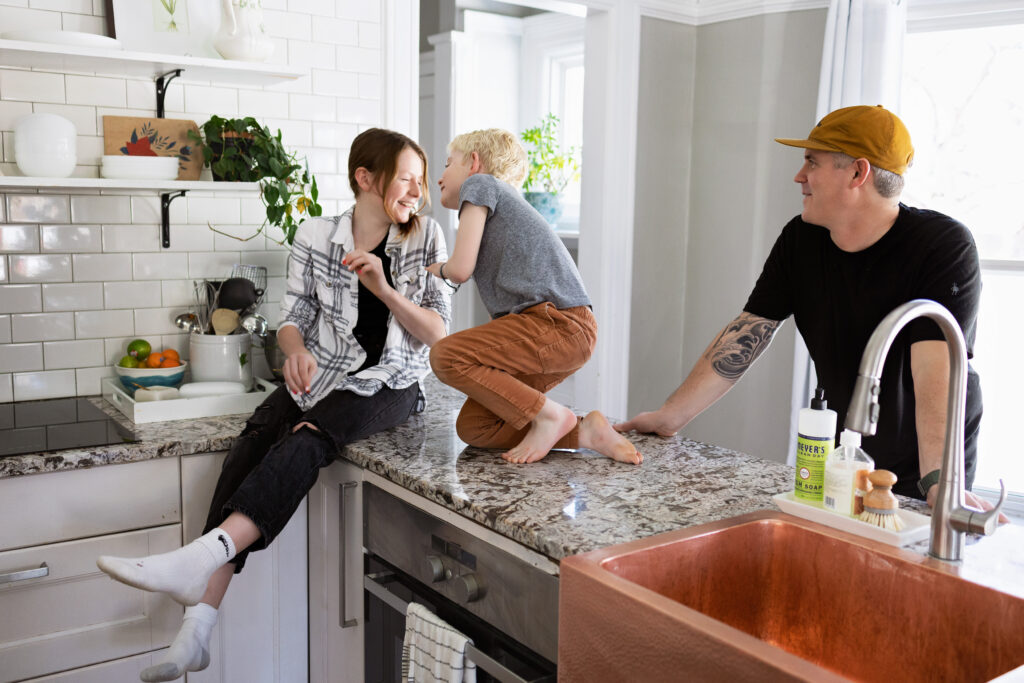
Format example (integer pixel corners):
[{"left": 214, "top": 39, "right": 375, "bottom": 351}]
[
  {"left": 97, "top": 528, "right": 237, "bottom": 606},
  {"left": 141, "top": 603, "right": 218, "bottom": 682}
]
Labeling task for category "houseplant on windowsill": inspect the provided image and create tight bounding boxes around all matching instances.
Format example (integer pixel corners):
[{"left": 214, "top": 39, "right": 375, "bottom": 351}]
[
  {"left": 520, "top": 113, "right": 580, "bottom": 228},
  {"left": 188, "top": 115, "right": 322, "bottom": 246}
]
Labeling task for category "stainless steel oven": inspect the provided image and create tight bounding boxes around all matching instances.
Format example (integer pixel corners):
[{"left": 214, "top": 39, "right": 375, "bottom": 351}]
[{"left": 362, "top": 483, "right": 558, "bottom": 683}]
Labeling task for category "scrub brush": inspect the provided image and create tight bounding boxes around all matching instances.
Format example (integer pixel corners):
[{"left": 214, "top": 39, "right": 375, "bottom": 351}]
[{"left": 858, "top": 470, "right": 905, "bottom": 531}]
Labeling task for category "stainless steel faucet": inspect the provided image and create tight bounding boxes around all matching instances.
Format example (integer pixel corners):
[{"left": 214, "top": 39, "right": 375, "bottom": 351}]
[{"left": 845, "top": 299, "right": 1007, "bottom": 561}]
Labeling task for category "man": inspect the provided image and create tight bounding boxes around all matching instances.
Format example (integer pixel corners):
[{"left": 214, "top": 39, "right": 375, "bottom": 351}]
[{"left": 617, "top": 104, "right": 999, "bottom": 514}]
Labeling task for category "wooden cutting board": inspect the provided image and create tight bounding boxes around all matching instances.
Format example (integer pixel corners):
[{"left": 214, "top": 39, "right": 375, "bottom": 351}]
[{"left": 102, "top": 115, "right": 203, "bottom": 180}]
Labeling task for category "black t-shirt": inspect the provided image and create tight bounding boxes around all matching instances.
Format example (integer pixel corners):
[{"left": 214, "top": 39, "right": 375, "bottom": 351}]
[
  {"left": 744, "top": 204, "right": 983, "bottom": 498},
  {"left": 352, "top": 237, "right": 394, "bottom": 373}
]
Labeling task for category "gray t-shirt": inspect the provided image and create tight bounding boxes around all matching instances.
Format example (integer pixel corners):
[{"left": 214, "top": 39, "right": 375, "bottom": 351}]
[{"left": 459, "top": 174, "right": 591, "bottom": 318}]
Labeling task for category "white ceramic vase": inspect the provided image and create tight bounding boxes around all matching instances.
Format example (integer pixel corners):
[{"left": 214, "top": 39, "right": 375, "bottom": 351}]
[
  {"left": 14, "top": 113, "right": 77, "bottom": 178},
  {"left": 189, "top": 332, "right": 254, "bottom": 390},
  {"left": 214, "top": 0, "right": 274, "bottom": 62}
]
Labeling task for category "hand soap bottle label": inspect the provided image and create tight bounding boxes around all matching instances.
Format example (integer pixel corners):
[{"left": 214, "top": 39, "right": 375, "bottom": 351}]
[{"left": 794, "top": 434, "right": 832, "bottom": 503}]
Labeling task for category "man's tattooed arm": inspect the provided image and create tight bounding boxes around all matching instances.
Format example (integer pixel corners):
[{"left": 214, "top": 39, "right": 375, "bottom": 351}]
[{"left": 704, "top": 312, "right": 782, "bottom": 382}]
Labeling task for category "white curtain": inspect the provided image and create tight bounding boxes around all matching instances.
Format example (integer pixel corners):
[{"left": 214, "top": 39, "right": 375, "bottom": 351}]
[{"left": 788, "top": 0, "right": 908, "bottom": 463}]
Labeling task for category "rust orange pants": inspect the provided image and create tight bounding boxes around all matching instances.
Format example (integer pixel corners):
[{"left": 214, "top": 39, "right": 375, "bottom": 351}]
[{"left": 429, "top": 303, "right": 597, "bottom": 449}]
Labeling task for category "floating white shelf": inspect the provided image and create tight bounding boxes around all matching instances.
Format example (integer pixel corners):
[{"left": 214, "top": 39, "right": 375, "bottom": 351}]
[
  {"left": 0, "top": 39, "right": 305, "bottom": 85},
  {"left": 0, "top": 176, "right": 257, "bottom": 192}
]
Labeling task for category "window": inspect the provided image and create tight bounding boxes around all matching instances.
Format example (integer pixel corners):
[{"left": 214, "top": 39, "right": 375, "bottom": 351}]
[{"left": 901, "top": 20, "right": 1024, "bottom": 499}]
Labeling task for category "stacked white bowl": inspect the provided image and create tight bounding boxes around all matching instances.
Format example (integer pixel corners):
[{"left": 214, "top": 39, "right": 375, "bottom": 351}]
[{"left": 101, "top": 155, "right": 179, "bottom": 180}]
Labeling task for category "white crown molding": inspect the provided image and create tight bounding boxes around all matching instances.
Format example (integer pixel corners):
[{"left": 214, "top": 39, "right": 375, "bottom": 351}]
[
  {"left": 630, "top": 0, "right": 827, "bottom": 26},
  {"left": 907, "top": 0, "right": 1024, "bottom": 31}
]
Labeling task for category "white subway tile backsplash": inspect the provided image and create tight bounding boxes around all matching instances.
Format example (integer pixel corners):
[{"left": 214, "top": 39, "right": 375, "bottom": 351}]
[
  {"left": 336, "top": 0, "right": 379, "bottom": 23},
  {"left": 41, "top": 224, "right": 101, "bottom": 252},
  {"left": 0, "top": 342, "right": 43, "bottom": 372},
  {"left": 134, "top": 307, "right": 180, "bottom": 336},
  {"left": 215, "top": 225, "right": 267, "bottom": 252},
  {"left": 0, "top": 254, "right": 6, "bottom": 281},
  {"left": 287, "top": 41, "right": 336, "bottom": 70},
  {"left": 161, "top": 279, "right": 192, "bottom": 308},
  {"left": 75, "top": 365, "right": 111, "bottom": 396},
  {"left": 188, "top": 196, "right": 241, "bottom": 225},
  {"left": 72, "top": 253, "right": 132, "bottom": 281},
  {"left": 70, "top": 195, "right": 131, "bottom": 224},
  {"left": 265, "top": 118, "right": 312, "bottom": 146},
  {"left": 189, "top": 251, "right": 240, "bottom": 279},
  {"left": 133, "top": 252, "right": 188, "bottom": 280},
  {"left": 13, "top": 369, "right": 76, "bottom": 401},
  {"left": 0, "top": 70, "right": 65, "bottom": 103},
  {"left": 265, "top": 8, "right": 311, "bottom": 40},
  {"left": 130, "top": 195, "right": 186, "bottom": 224},
  {"left": 104, "top": 336, "right": 135, "bottom": 364},
  {"left": 358, "top": 22, "right": 380, "bottom": 49},
  {"left": 10, "top": 253, "right": 71, "bottom": 282},
  {"left": 43, "top": 338, "right": 103, "bottom": 369},
  {"left": 183, "top": 85, "right": 238, "bottom": 118},
  {"left": 12, "top": 312, "right": 75, "bottom": 342},
  {"left": 311, "top": 70, "right": 359, "bottom": 98},
  {"left": 290, "top": 93, "right": 337, "bottom": 122},
  {"left": 65, "top": 74, "right": 127, "bottom": 108},
  {"left": 241, "top": 197, "right": 267, "bottom": 225},
  {"left": 41, "top": 282, "right": 103, "bottom": 311},
  {"left": 265, "top": 275, "right": 286, "bottom": 302},
  {"left": 0, "top": 314, "right": 9, "bottom": 344},
  {"left": 32, "top": 102, "right": 97, "bottom": 136},
  {"left": 289, "top": 0, "right": 333, "bottom": 16},
  {"left": 312, "top": 17, "right": 357, "bottom": 45},
  {"left": 238, "top": 251, "right": 289, "bottom": 277},
  {"left": 336, "top": 45, "right": 380, "bottom": 74},
  {"left": 0, "top": 100, "right": 34, "bottom": 132},
  {"left": 103, "top": 280, "right": 161, "bottom": 309},
  {"left": 7, "top": 195, "right": 71, "bottom": 223},
  {"left": 358, "top": 74, "right": 380, "bottom": 99},
  {"left": 0, "top": 375, "right": 11, "bottom": 403},
  {"left": 77, "top": 134, "right": 104, "bottom": 165},
  {"left": 237, "top": 89, "right": 289, "bottom": 119},
  {"left": 102, "top": 223, "right": 160, "bottom": 252},
  {"left": 0, "top": 224, "right": 39, "bottom": 251},
  {"left": 335, "top": 97, "right": 378, "bottom": 124},
  {"left": 312, "top": 122, "right": 357, "bottom": 149},
  {"left": 163, "top": 224, "right": 215, "bottom": 253},
  {"left": 75, "top": 308, "right": 133, "bottom": 338},
  {"left": 0, "top": 284, "right": 42, "bottom": 314},
  {"left": 304, "top": 146, "right": 337, "bottom": 175}
]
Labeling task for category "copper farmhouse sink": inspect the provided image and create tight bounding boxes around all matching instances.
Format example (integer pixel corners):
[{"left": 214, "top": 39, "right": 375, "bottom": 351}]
[{"left": 559, "top": 511, "right": 1024, "bottom": 682}]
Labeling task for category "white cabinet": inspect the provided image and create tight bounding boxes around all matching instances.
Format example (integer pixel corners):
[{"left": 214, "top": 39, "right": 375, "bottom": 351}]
[
  {"left": 0, "top": 459, "right": 181, "bottom": 683},
  {"left": 308, "top": 459, "right": 364, "bottom": 683},
  {"left": 181, "top": 451, "right": 308, "bottom": 683}
]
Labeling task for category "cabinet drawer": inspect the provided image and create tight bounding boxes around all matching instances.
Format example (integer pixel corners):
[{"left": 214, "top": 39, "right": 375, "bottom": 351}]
[
  {"left": 0, "top": 526, "right": 181, "bottom": 683},
  {"left": 22, "top": 650, "right": 164, "bottom": 682},
  {"left": 0, "top": 458, "right": 180, "bottom": 552}
]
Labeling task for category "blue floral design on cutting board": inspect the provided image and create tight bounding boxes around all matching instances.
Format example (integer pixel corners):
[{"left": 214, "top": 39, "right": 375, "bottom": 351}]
[{"left": 119, "top": 122, "right": 193, "bottom": 173}]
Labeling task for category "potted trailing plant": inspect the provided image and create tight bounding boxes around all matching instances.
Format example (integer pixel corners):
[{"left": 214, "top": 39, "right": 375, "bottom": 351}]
[
  {"left": 520, "top": 113, "right": 580, "bottom": 228},
  {"left": 189, "top": 115, "right": 322, "bottom": 245}
]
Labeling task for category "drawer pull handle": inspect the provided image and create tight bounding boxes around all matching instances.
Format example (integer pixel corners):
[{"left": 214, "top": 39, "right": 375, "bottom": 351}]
[{"left": 0, "top": 562, "right": 49, "bottom": 584}]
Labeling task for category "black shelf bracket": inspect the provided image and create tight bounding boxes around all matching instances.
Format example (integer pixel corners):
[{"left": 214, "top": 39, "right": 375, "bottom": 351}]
[
  {"left": 155, "top": 69, "right": 183, "bottom": 118},
  {"left": 161, "top": 190, "right": 188, "bottom": 248}
]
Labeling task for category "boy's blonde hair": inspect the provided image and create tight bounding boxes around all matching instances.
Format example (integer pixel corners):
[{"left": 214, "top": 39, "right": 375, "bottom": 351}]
[{"left": 449, "top": 129, "right": 527, "bottom": 187}]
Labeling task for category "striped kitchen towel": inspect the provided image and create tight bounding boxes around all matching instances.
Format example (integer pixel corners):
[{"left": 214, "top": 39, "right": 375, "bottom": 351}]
[{"left": 401, "top": 602, "right": 477, "bottom": 683}]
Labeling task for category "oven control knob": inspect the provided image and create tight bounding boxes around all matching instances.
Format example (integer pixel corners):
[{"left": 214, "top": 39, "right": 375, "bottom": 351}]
[
  {"left": 426, "top": 555, "right": 446, "bottom": 583},
  {"left": 455, "top": 573, "right": 482, "bottom": 603}
]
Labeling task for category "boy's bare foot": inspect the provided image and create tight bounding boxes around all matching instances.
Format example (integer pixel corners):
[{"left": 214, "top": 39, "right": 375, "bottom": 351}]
[
  {"left": 501, "top": 399, "right": 578, "bottom": 464},
  {"left": 579, "top": 411, "right": 643, "bottom": 465}
]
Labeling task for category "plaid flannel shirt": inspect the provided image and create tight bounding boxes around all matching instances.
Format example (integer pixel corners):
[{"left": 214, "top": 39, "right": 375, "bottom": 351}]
[{"left": 278, "top": 209, "right": 451, "bottom": 411}]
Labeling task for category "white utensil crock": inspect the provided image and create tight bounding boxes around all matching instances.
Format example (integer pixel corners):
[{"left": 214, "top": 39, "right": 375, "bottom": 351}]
[
  {"left": 14, "top": 113, "right": 77, "bottom": 178},
  {"left": 189, "top": 332, "right": 253, "bottom": 390}
]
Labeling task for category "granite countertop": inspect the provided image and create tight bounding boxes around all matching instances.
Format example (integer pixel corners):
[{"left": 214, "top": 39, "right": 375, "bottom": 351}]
[{"left": 0, "top": 376, "right": 928, "bottom": 562}]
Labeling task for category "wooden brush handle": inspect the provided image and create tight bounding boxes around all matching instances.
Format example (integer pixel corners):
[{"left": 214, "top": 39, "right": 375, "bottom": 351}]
[{"left": 863, "top": 469, "right": 899, "bottom": 511}]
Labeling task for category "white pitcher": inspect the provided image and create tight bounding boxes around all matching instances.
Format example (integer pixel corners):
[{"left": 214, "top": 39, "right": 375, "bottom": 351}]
[{"left": 214, "top": 0, "right": 273, "bottom": 62}]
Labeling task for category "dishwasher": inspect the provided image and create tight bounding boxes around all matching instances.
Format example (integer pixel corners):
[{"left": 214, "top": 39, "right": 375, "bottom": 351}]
[{"left": 362, "top": 482, "right": 558, "bottom": 682}]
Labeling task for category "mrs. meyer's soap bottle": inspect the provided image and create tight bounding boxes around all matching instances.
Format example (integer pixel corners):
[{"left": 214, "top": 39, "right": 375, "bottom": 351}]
[{"left": 794, "top": 387, "right": 837, "bottom": 505}]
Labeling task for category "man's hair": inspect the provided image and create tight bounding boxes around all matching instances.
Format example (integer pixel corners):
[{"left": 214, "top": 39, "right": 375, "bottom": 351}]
[
  {"left": 348, "top": 128, "right": 429, "bottom": 235},
  {"left": 448, "top": 129, "right": 528, "bottom": 187},
  {"left": 832, "top": 152, "right": 904, "bottom": 199}
]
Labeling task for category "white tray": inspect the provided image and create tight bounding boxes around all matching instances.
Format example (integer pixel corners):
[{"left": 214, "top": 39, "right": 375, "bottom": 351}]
[
  {"left": 773, "top": 491, "right": 931, "bottom": 547},
  {"left": 103, "top": 377, "right": 276, "bottom": 424}
]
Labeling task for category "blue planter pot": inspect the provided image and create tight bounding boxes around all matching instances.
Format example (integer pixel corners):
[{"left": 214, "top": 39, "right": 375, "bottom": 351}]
[{"left": 523, "top": 192, "right": 562, "bottom": 228}]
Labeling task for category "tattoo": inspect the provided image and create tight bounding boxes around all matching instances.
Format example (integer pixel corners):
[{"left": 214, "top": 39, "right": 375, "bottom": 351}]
[{"left": 706, "top": 313, "right": 781, "bottom": 381}]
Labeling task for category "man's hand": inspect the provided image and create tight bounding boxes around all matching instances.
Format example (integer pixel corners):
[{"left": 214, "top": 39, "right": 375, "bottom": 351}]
[
  {"left": 344, "top": 249, "right": 390, "bottom": 298},
  {"left": 614, "top": 410, "right": 680, "bottom": 437},
  {"left": 927, "top": 486, "right": 1011, "bottom": 524},
  {"left": 283, "top": 350, "right": 317, "bottom": 396}
]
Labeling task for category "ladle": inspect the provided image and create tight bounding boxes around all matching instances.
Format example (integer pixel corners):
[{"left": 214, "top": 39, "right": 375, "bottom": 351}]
[
  {"left": 174, "top": 312, "right": 200, "bottom": 334},
  {"left": 240, "top": 312, "right": 268, "bottom": 337}
]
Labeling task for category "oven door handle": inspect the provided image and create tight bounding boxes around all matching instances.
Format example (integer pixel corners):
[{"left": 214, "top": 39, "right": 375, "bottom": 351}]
[{"left": 364, "top": 572, "right": 547, "bottom": 683}]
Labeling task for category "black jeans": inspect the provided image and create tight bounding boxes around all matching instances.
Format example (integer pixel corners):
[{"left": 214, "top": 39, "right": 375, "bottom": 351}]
[{"left": 203, "top": 383, "right": 419, "bottom": 572}]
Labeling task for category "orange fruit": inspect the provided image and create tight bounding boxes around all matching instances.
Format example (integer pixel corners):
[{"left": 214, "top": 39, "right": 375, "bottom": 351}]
[
  {"left": 159, "top": 358, "right": 179, "bottom": 368},
  {"left": 146, "top": 351, "right": 166, "bottom": 368},
  {"left": 162, "top": 348, "right": 180, "bottom": 362}
]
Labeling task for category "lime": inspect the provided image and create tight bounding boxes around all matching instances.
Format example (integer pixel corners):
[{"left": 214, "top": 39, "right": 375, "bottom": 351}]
[
  {"left": 127, "top": 339, "right": 151, "bottom": 360},
  {"left": 118, "top": 355, "right": 140, "bottom": 368}
]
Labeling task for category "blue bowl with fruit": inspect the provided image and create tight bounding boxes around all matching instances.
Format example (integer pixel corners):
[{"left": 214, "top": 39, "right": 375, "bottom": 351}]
[{"left": 114, "top": 361, "right": 187, "bottom": 396}]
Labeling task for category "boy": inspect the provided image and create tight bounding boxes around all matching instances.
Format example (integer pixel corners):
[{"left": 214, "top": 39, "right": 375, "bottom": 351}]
[{"left": 428, "top": 128, "right": 641, "bottom": 465}]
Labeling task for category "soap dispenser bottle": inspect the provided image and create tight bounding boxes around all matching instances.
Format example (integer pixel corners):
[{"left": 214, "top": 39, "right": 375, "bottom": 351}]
[
  {"left": 794, "top": 387, "right": 837, "bottom": 505},
  {"left": 823, "top": 429, "right": 875, "bottom": 516}
]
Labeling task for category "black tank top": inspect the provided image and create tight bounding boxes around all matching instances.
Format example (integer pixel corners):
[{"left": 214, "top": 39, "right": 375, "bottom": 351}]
[{"left": 352, "top": 236, "right": 393, "bottom": 373}]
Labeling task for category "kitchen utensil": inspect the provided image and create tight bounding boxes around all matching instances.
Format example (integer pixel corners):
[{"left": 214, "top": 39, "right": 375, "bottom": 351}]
[
  {"left": 14, "top": 113, "right": 77, "bottom": 178},
  {"left": 240, "top": 312, "right": 268, "bottom": 337},
  {"left": 217, "top": 277, "right": 261, "bottom": 310},
  {"left": 189, "top": 332, "right": 253, "bottom": 389},
  {"left": 211, "top": 308, "right": 240, "bottom": 335},
  {"left": 174, "top": 312, "right": 200, "bottom": 334},
  {"left": 264, "top": 328, "right": 285, "bottom": 381},
  {"left": 179, "top": 381, "right": 247, "bottom": 398},
  {"left": 229, "top": 264, "right": 268, "bottom": 309}
]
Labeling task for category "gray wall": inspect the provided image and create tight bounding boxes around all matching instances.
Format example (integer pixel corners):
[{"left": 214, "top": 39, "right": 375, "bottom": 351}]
[{"left": 629, "top": 9, "right": 827, "bottom": 463}]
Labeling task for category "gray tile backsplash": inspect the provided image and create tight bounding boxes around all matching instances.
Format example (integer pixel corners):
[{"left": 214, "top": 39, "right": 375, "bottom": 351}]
[{"left": 0, "top": 0, "right": 370, "bottom": 400}]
